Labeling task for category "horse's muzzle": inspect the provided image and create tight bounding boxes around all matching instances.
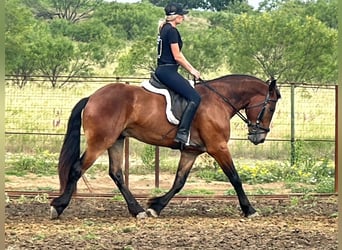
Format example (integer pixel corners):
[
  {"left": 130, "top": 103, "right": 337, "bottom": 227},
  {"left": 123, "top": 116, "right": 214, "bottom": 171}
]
[
  {"left": 247, "top": 124, "right": 269, "bottom": 145},
  {"left": 248, "top": 134, "right": 265, "bottom": 145}
]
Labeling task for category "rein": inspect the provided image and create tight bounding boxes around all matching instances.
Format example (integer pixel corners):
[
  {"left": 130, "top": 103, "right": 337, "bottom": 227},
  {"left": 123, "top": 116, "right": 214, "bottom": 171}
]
[
  {"left": 199, "top": 80, "right": 250, "bottom": 126},
  {"left": 197, "top": 78, "right": 275, "bottom": 134}
]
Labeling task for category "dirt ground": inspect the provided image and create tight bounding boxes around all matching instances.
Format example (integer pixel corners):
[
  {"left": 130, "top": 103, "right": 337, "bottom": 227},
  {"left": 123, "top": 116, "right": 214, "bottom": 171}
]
[
  {"left": 5, "top": 196, "right": 337, "bottom": 250},
  {"left": 5, "top": 173, "right": 338, "bottom": 249},
  {"left": 5, "top": 172, "right": 292, "bottom": 195}
]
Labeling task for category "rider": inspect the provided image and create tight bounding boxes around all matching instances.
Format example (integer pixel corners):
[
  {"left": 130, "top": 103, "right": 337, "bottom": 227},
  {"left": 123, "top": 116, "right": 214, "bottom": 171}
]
[{"left": 155, "top": 2, "right": 201, "bottom": 148}]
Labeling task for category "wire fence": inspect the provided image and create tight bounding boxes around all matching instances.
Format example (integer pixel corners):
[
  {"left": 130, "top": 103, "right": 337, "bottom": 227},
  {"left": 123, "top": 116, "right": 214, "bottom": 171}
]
[{"left": 5, "top": 75, "right": 336, "bottom": 163}]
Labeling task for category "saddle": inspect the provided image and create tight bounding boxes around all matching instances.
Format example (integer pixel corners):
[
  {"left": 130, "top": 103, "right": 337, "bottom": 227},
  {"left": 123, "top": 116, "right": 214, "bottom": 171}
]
[{"left": 141, "top": 73, "right": 190, "bottom": 125}]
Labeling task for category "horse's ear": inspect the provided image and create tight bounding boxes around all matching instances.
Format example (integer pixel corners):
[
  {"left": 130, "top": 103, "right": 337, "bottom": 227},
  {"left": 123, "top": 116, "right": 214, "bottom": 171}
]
[{"left": 269, "top": 78, "right": 277, "bottom": 91}]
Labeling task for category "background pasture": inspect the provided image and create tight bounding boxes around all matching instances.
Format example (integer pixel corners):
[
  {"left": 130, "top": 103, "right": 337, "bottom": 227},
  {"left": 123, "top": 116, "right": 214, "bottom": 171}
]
[{"left": 4, "top": 75, "right": 336, "bottom": 193}]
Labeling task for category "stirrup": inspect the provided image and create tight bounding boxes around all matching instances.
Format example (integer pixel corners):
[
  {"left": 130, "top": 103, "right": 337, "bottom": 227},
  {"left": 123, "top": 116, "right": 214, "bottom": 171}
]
[{"left": 174, "top": 132, "right": 190, "bottom": 149}]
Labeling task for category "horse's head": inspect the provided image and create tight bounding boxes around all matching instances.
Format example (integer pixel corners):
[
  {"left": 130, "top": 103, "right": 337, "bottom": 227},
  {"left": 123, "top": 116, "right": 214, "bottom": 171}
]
[{"left": 245, "top": 78, "right": 281, "bottom": 145}]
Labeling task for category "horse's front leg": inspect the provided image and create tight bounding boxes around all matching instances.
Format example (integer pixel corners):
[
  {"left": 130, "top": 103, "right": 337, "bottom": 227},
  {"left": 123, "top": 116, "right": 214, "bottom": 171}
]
[
  {"left": 147, "top": 151, "right": 199, "bottom": 217},
  {"left": 108, "top": 139, "right": 146, "bottom": 218},
  {"left": 209, "top": 143, "right": 257, "bottom": 217}
]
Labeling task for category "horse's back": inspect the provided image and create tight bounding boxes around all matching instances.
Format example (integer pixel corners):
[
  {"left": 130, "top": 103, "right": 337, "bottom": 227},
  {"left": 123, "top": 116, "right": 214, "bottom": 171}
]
[
  {"left": 85, "top": 83, "right": 152, "bottom": 113},
  {"left": 83, "top": 82, "right": 170, "bottom": 135}
]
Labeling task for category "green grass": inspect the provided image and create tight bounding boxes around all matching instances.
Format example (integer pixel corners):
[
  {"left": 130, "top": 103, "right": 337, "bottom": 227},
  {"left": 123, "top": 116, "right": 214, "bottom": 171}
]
[
  {"left": 225, "top": 188, "right": 275, "bottom": 195},
  {"left": 5, "top": 151, "right": 58, "bottom": 176},
  {"left": 4, "top": 80, "right": 336, "bottom": 194},
  {"left": 150, "top": 188, "right": 215, "bottom": 196},
  {"left": 5, "top": 82, "right": 335, "bottom": 157}
]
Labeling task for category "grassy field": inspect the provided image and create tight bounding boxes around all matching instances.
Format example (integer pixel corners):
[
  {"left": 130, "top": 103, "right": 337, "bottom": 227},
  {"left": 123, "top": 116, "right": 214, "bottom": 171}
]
[
  {"left": 5, "top": 79, "right": 335, "bottom": 157},
  {"left": 4, "top": 78, "right": 336, "bottom": 194}
]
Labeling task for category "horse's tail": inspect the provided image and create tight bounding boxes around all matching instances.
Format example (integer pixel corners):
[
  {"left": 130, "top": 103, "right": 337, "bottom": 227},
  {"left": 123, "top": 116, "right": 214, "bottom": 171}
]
[{"left": 58, "top": 97, "right": 89, "bottom": 192}]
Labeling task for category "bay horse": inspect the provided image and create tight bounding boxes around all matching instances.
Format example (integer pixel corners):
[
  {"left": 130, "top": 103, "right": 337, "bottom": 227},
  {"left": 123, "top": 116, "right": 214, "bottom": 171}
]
[{"left": 50, "top": 74, "right": 281, "bottom": 219}]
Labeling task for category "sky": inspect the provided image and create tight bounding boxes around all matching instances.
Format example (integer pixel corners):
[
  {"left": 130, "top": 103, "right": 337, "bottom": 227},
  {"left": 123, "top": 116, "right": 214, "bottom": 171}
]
[
  {"left": 108, "top": 0, "right": 263, "bottom": 9},
  {"left": 248, "top": 0, "right": 262, "bottom": 9}
]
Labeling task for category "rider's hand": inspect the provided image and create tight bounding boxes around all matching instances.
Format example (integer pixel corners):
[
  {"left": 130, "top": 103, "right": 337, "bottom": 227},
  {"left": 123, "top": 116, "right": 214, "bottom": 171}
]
[{"left": 190, "top": 69, "right": 200, "bottom": 80}]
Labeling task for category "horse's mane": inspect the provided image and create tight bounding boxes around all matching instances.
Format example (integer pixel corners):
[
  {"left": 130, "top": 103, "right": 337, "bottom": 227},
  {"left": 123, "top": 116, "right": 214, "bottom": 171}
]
[
  {"left": 198, "top": 74, "right": 280, "bottom": 98},
  {"left": 204, "top": 74, "right": 266, "bottom": 85}
]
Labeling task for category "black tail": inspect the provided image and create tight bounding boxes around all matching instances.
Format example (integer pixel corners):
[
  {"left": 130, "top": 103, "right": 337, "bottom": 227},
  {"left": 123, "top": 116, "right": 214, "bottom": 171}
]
[{"left": 58, "top": 97, "right": 89, "bottom": 192}]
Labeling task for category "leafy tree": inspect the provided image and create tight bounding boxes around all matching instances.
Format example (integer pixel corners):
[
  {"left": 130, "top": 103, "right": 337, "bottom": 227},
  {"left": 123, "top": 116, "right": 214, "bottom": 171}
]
[
  {"left": 51, "top": 0, "right": 103, "bottom": 22},
  {"left": 148, "top": 0, "right": 247, "bottom": 11},
  {"left": 32, "top": 33, "right": 81, "bottom": 88},
  {"left": 225, "top": 11, "right": 337, "bottom": 83},
  {"left": 258, "top": 0, "right": 337, "bottom": 29},
  {"left": 95, "top": 2, "right": 162, "bottom": 41},
  {"left": 296, "top": 0, "right": 337, "bottom": 29},
  {"left": 114, "top": 14, "right": 228, "bottom": 77},
  {"left": 6, "top": 0, "right": 337, "bottom": 86},
  {"left": 224, "top": 1, "right": 255, "bottom": 14},
  {"left": 257, "top": 0, "right": 286, "bottom": 11},
  {"left": 24, "top": 0, "right": 103, "bottom": 23},
  {"left": 207, "top": 11, "right": 237, "bottom": 28},
  {"left": 34, "top": 18, "right": 122, "bottom": 87},
  {"left": 181, "top": 27, "right": 229, "bottom": 76},
  {"left": 114, "top": 36, "right": 156, "bottom": 76},
  {"left": 6, "top": 0, "right": 124, "bottom": 87},
  {"left": 5, "top": 0, "right": 42, "bottom": 87},
  {"left": 51, "top": 18, "right": 123, "bottom": 66}
]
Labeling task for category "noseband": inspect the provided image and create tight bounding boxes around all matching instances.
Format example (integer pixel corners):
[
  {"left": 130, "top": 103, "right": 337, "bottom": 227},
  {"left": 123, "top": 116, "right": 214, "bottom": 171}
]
[
  {"left": 245, "top": 92, "right": 276, "bottom": 135},
  {"left": 202, "top": 82, "right": 277, "bottom": 135}
]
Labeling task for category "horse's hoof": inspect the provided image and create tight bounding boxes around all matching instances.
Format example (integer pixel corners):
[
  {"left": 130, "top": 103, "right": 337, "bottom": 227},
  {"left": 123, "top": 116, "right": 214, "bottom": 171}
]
[
  {"left": 50, "top": 206, "right": 59, "bottom": 220},
  {"left": 146, "top": 208, "right": 158, "bottom": 218},
  {"left": 247, "top": 212, "right": 259, "bottom": 218},
  {"left": 136, "top": 211, "right": 148, "bottom": 219}
]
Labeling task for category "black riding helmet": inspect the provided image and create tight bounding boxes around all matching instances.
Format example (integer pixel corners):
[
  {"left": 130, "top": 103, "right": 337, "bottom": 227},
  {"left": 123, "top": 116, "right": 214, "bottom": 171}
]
[{"left": 164, "top": 2, "right": 189, "bottom": 16}]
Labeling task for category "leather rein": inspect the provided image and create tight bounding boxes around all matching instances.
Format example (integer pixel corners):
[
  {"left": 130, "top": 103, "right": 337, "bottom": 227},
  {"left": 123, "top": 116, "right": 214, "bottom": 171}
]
[{"left": 197, "top": 79, "right": 277, "bottom": 134}]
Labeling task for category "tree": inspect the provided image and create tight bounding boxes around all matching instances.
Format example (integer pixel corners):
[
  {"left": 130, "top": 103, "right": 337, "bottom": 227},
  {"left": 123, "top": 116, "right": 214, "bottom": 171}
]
[
  {"left": 258, "top": 0, "right": 337, "bottom": 29},
  {"left": 51, "top": 0, "right": 103, "bottom": 22},
  {"left": 24, "top": 0, "right": 103, "bottom": 23},
  {"left": 95, "top": 2, "right": 161, "bottom": 41},
  {"left": 32, "top": 34, "right": 82, "bottom": 88},
  {"left": 6, "top": 0, "right": 124, "bottom": 87},
  {"left": 114, "top": 14, "right": 228, "bottom": 77},
  {"left": 50, "top": 18, "right": 123, "bottom": 66},
  {"left": 181, "top": 27, "right": 229, "bottom": 76},
  {"left": 298, "top": 0, "right": 337, "bottom": 29},
  {"left": 5, "top": 0, "right": 42, "bottom": 87},
  {"left": 33, "top": 19, "right": 123, "bottom": 88},
  {"left": 224, "top": 11, "right": 337, "bottom": 83},
  {"left": 148, "top": 0, "right": 247, "bottom": 11},
  {"left": 257, "top": 0, "right": 286, "bottom": 11},
  {"left": 114, "top": 36, "right": 156, "bottom": 76}
]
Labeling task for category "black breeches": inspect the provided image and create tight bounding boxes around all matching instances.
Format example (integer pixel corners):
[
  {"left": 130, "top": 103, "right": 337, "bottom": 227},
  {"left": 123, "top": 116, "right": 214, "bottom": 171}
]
[{"left": 155, "top": 65, "right": 201, "bottom": 106}]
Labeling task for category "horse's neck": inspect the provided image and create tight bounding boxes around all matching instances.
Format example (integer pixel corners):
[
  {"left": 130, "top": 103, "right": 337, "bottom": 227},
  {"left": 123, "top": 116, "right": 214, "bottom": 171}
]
[{"left": 207, "top": 81, "right": 256, "bottom": 110}]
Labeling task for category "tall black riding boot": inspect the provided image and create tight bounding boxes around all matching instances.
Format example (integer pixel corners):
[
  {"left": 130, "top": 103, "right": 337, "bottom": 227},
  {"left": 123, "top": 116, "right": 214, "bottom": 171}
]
[{"left": 174, "top": 101, "right": 198, "bottom": 148}]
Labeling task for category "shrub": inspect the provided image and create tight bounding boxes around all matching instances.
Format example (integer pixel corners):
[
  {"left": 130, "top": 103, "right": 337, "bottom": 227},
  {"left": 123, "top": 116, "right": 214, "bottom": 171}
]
[
  {"left": 5, "top": 151, "right": 58, "bottom": 176},
  {"left": 141, "top": 144, "right": 155, "bottom": 170}
]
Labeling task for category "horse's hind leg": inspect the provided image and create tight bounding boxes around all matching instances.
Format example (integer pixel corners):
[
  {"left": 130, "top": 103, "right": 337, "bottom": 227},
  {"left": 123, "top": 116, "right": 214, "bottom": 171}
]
[
  {"left": 147, "top": 151, "right": 198, "bottom": 217},
  {"left": 108, "top": 138, "right": 146, "bottom": 218},
  {"left": 50, "top": 149, "right": 102, "bottom": 219}
]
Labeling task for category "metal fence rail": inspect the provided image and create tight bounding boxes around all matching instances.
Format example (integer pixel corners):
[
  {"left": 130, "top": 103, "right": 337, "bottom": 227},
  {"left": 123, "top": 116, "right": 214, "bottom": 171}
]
[{"left": 5, "top": 75, "right": 337, "bottom": 190}]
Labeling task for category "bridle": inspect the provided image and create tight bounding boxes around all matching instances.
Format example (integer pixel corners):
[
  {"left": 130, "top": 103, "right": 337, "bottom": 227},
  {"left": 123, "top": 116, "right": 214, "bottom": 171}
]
[
  {"left": 245, "top": 91, "right": 277, "bottom": 135},
  {"left": 200, "top": 81, "right": 278, "bottom": 135}
]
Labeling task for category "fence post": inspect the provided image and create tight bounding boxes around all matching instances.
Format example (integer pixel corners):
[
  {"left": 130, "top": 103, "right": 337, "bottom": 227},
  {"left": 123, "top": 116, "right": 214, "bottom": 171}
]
[
  {"left": 155, "top": 146, "right": 160, "bottom": 188},
  {"left": 290, "top": 83, "right": 296, "bottom": 165},
  {"left": 124, "top": 80, "right": 130, "bottom": 188},
  {"left": 124, "top": 138, "right": 130, "bottom": 188},
  {"left": 335, "top": 85, "right": 338, "bottom": 193}
]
